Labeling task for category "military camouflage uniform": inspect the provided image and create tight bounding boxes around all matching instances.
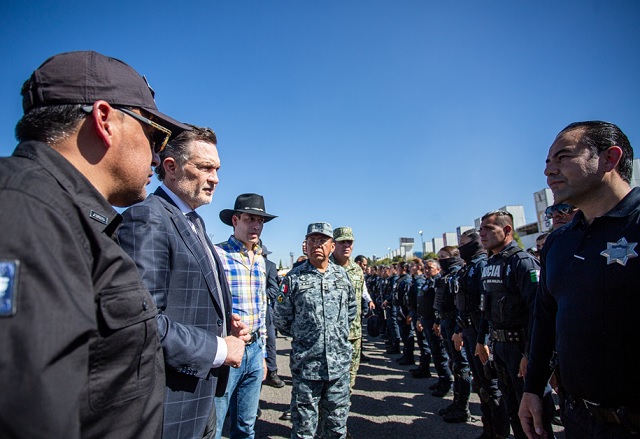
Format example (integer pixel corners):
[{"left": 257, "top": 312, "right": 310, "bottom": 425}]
[
  {"left": 330, "top": 255, "right": 364, "bottom": 390},
  {"left": 274, "top": 259, "right": 357, "bottom": 439}
]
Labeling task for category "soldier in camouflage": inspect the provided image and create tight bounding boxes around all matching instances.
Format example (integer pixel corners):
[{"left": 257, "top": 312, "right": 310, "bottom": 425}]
[
  {"left": 330, "top": 227, "right": 365, "bottom": 391},
  {"left": 274, "top": 222, "right": 357, "bottom": 439}
]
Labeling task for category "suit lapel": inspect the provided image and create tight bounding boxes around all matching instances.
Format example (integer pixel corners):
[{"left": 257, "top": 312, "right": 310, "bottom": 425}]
[{"left": 153, "top": 188, "right": 227, "bottom": 314}]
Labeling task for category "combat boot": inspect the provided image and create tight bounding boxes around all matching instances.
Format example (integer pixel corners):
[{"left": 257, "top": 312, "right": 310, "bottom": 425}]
[
  {"left": 438, "top": 401, "right": 458, "bottom": 416},
  {"left": 442, "top": 406, "right": 470, "bottom": 423},
  {"left": 386, "top": 340, "right": 400, "bottom": 354},
  {"left": 431, "top": 381, "right": 452, "bottom": 397},
  {"left": 410, "top": 355, "right": 432, "bottom": 378},
  {"left": 396, "top": 336, "right": 415, "bottom": 365}
]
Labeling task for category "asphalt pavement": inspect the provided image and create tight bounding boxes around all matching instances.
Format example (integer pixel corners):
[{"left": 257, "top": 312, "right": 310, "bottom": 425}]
[{"left": 224, "top": 331, "right": 565, "bottom": 439}]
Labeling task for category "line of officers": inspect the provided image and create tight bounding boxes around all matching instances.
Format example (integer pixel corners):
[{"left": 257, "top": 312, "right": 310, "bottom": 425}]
[{"left": 365, "top": 213, "right": 557, "bottom": 439}]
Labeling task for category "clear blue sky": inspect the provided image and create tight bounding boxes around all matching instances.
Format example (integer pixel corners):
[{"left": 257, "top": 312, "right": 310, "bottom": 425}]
[{"left": 1, "top": 1, "right": 639, "bottom": 267}]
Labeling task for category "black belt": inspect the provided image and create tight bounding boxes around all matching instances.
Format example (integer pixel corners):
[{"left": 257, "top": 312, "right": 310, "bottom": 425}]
[
  {"left": 246, "top": 330, "right": 259, "bottom": 345},
  {"left": 571, "top": 396, "right": 640, "bottom": 432},
  {"left": 490, "top": 328, "right": 524, "bottom": 342}
]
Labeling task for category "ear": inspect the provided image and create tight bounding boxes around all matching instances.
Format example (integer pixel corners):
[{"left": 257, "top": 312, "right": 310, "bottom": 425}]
[
  {"left": 329, "top": 241, "right": 336, "bottom": 253},
  {"left": 232, "top": 214, "right": 239, "bottom": 227},
  {"left": 90, "top": 100, "right": 118, "bottom": 148},
  {"left": 163, "top": 156, "right": 177, "bottom": 179},
  {"left": 503, "top": 224, "right": 513, "bottom": 236},
  {"left": 602, "top": 146, "right": 623, "bottom": 173}
]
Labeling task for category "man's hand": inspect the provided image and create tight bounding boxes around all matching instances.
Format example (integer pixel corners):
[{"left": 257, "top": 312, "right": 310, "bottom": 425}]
[
  {"left": 263, "top": 358, "right": 268, "bottom": 381},
  {"left": 433, "top": 323, "right": 441, "bottom": 338},
  {"left": 475, "top": 343, "right": 490, "bottom": 365},
  {"left": 416, "top": 320, "right": 423, "bottom": 332},
  {"left": 452, "top": 332, "right": 464, "bottom": 351},
  {"left": 223, "top": 336, "right": 245, "bottom": 368},
  {"left": 368, "top": 301, "right": 376, "bottom": 310},
  {"left": 519, "top": 392, "right": 548, "bottom": 439},
  {"left": 230, "top": 313, "right": 251, "bottom": 342},
  {"left": 518, "top": 355, "right": 528, "bottom": 378}
]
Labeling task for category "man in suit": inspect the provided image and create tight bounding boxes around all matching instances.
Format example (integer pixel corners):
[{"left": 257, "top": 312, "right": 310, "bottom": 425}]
[{"left": 118, "top": 125, "right": 249, "bottom": 439}]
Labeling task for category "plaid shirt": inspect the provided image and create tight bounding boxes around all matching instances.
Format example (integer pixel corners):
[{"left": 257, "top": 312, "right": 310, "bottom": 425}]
[{"left": 216, "top": 236, "right": 267, "bottom": 352}]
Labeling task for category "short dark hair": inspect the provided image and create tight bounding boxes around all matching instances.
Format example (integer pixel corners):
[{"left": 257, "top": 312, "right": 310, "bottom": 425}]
[
  {"left": 156, "top": 124, "right": 217, "bottom": 181},
  {"left": 536, "top": 232, "right": 550, "bottom": 242},
  {"left": 354, "top": 255, "right": 367, "bottom": 264},
  {"left": 481, "top": 210, "right": 513, "bottom": 228},
  {"left": 15, "top": 103, "right": 87, "bottom": 144},
  {"left": 461, "top": 228, "right": 479, "bottom": 240},
  {"left": 559, "top": 121, "right": 634, "bottom": 183},
  {"left": 438, "top": 246, "right": 459, "bottom": 258}
]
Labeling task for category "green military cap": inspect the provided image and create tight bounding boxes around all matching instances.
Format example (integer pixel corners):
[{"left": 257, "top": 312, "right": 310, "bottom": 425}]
[{"left": 333, "top": 227, "right": 355, "bottom": 242}]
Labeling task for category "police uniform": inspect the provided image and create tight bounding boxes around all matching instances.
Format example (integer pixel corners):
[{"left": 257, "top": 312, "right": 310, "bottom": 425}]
[
  {"left": 274, "top": 253, "right": 356, "bottom": 438},
  {"left": 457, "top": 248, "right": 509, "bottom": 437},
  {"left": 385, "top": 271, "right": 400, "bottom": 353},
  {"left": 526, "top": 188, "right": 640, "bottom": 437},
  {"left": 433, "top": 258, "right": 471, "bottom": 421},
  {"left": 408, "top": 273, "right": 428, "bottom": 374},
  {"left": 416, "top": 273, "right": 452, "bottom": 391},
  {"left": 482, "top": 241, "right": 554, "bottom": 438},
  {"left": 395, "top": 270, "right": 413, "bottom": 363}
]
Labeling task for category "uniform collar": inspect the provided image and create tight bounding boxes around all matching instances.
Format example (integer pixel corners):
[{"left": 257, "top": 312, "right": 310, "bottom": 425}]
[
  {"left": 13, "top": 141, "right": 119, "bottom": 236},
  {"left": 570, "top": 186, "right": 640, "bottom": 229}
]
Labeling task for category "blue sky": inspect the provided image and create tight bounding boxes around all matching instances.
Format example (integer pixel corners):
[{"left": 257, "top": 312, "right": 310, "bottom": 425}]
[{"left": 1, "top": 1, "right": 639, "bottom": 267}]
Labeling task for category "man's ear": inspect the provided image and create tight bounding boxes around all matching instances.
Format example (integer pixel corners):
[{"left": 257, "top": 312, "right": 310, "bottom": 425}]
[
  {"left": 504, "top": 224, "right": 513, "bottom": 237},
  {"left": 163, "top": 156, "right": 177, "bottom": 179},
  {"left": 90, "top": 100, "right": 118, "bottom": 148},
  {"left": 602, "top": 145, "right": 623, "bottom": 174}
]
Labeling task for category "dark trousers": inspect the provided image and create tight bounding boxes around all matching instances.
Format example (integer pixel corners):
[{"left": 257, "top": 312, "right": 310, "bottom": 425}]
[
  {"left": 441, "top": 318, "right": 471, "bottom": 404},
  {"left": 422, "top": 317, "right": 451, "bottom": 383},
  {"left": 563, "top": 398, "right": 639, "bottom": 439},
  {"left": 265, "top": 301, "right": 278, "bottom": 372},
  {"left": 492, "top": 340, "right": 555, "bottom": 439},
  {"left": 462, "top": 326, "right": 509, "bottom": 437}
]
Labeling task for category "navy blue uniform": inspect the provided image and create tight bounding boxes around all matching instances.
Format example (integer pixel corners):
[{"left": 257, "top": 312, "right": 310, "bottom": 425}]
[{"left": 526, "top": 188, "right": 640, "bottom": 437}]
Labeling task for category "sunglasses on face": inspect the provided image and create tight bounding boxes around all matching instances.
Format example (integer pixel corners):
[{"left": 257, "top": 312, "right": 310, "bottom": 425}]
[
  {"left": 115, "top": 107, "right": 172, "bottom": 154},
  {"left": 545, "top": 204, "right": 576, "bottom": 220}
]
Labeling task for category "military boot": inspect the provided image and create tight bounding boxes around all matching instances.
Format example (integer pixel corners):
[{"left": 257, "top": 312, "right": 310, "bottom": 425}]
[
  {"left": 397, "top": 336, "right": 415, "bottom": 365},
  {"left": 443, "top": 391, "right": 470, "bottom": 423},
  {"left": 386, "top": 340, "right": 400, "bottom": 354},
  {"left": 410, "top": 354, "right": 431, "bottom": 378}
]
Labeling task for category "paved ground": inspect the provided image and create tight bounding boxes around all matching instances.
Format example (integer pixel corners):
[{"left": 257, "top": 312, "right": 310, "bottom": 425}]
[{"left": 224, "top": 332, "right": 565, "bottom": 439}]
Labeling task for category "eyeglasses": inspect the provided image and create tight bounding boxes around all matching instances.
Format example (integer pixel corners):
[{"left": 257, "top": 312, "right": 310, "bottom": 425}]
[
  {"left": 545, "top": 203, "right": 577, "bottom": 220},
  {"left": 115, "top": 107, "right": 172, "bottom": 154},
  {"left": 81, "top": 105, "right": 172, "bottom": 154}
]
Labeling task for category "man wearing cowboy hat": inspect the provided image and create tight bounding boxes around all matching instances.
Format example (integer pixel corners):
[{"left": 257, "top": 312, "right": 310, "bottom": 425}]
[{"left": 214, "top": 193, "right": 277, "bottom": 439}]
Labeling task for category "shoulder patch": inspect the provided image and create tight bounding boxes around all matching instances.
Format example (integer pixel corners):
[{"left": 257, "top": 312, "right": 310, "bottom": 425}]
[{"left": 0, "top": 260, "right": 20, "bottom": 317}]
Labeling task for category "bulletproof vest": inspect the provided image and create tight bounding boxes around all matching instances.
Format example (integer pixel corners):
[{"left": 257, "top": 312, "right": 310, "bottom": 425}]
[
  {"left": 481, "top": 246, "right": 529, "bottom": 329},
  {"left": 455, "top": 257, "right": 484, "bottom": 313},
  {"left": 394, "top": 274, "right": 410, "bottom": 306},
  {"left": 417, "top": 275, "right": 438, "bottom": 318},
  {"left": 433, "top": 266, "right": 460, "bottom": 313}
]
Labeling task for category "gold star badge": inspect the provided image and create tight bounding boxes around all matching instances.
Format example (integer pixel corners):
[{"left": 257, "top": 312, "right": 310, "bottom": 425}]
[{"left": 600, "top": 237, "right": 638, "bottom": 266}]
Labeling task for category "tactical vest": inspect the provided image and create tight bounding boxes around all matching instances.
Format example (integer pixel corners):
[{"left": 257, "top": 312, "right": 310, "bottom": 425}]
[
  {"left": 433, "top": 266, "right": 461, "bottom": 315},
  {"left": 394, "top": 274, "right": 411, "bottom": 306},
  {"left": 417, "top": 276, "right": 437, "bottom": 318},
  {"left": 455, "top": 257, "right": 484, "bottom": 314},
  {"left": 481, "top": 246, "right": 529, "bottom": 329}
]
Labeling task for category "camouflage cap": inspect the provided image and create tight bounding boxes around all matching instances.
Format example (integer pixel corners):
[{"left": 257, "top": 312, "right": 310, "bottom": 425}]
[
  {"left": 306, "top": 222, "right": 333, "bottom": 238},
  {"left": 333, "top": 226, "right": 355, "bottom": 242}
]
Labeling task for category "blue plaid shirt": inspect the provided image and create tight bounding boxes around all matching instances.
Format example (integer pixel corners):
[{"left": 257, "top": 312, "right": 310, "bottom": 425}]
[{"left": 216, "top": 236, "right": 267, "bottom": 353}]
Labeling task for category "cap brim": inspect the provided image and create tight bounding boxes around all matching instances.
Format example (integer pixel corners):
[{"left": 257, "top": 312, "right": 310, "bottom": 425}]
[{"left": 144, "top": 107, "right": 191, "bottom": 140}]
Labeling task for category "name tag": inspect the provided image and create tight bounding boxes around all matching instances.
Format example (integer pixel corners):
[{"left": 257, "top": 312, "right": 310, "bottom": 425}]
[{"left": 0, "top": 260, "right": 20, "bottom": 317}]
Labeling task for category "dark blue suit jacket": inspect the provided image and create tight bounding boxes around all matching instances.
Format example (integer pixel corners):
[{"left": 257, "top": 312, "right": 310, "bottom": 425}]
[{"left": 118, "top": 187, "right": 232, "bottom": 439}]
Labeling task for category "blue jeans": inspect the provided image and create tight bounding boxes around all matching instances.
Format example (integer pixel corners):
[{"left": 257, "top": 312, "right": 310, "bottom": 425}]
[{"left": 214, "top": 339, "right": 264, "bottom": 439}]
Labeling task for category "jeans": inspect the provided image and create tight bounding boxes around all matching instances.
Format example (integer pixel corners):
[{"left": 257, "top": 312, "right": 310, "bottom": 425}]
[{"left": 214, "top": 339, "right": 264, "bottom": 439}]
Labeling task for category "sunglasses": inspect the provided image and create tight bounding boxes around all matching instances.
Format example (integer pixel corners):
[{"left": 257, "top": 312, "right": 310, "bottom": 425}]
[
  {"left": 115, "top": 107, "right": 172, "bottom": 154},
  {"left": 545, "top": 204, "right": 576, "bottom": 220}
]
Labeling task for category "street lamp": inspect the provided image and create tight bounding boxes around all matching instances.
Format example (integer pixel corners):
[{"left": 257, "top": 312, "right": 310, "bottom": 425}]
[{"left": 419, "top": 230, "right": 424, "bottom": 255}]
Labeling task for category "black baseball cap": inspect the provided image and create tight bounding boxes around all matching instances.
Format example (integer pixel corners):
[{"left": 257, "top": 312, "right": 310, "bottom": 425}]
[{"left": 21, "top": 50, "right": 190, "bottom": 139}]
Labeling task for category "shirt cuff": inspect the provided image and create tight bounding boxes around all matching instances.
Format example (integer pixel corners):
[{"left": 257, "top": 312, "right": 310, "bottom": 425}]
[{"left": 212, "top": 336, "right": 228, "bottom": 368}]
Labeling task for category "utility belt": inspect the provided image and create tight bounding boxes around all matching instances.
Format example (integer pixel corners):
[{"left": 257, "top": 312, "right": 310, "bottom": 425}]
[
  {"left": 570, "top": 396, "right": 640, "bottom": 432},
  {"left": 435, "top": 310, "right": 456, "bottom": 320},
  {"left": 245, "top": 330, "right": 260, "bottom": 345},
  {"left": 490, "top": 328, "right": 524, "bottom": 343},
  {"left": 456, "top": 312, "right": 479, "bottom": 330}
]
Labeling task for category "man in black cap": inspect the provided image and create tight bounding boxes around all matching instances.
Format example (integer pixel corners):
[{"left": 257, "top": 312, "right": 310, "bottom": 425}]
[
  {"left": 118, "top": 126, "right": 250, "bottom": 439},
  {"left": 0, "top": 51, "right": 189, "bottom": 438},
  {"left": 214, "top": 193, "right": 277, "bottom": 439}
]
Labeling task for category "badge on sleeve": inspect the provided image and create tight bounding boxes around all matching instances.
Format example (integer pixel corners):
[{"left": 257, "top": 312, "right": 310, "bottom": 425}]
[
  {"left": 0, "top": 260, "right": 20, "bottom": 317},
  {"left": 277, "top": 283, "right": 288, "bottom": 303},
  {"left": 600, "top": 237, "right": 638, "bottom": 266}
]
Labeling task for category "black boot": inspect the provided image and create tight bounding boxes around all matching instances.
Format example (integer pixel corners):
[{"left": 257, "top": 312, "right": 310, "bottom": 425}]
[
  {"left": 386, "top": 340, "right": 400, "bottom": 354},
  {"left": 397, "top": 336, "right": 415, "bottom": 365},
  {"left": 410, "top": 355, "right": 432, "bottom": 378}
]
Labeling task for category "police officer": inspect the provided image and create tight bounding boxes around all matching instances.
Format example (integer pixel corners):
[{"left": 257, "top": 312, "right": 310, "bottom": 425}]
[
  {"left": 478, "top": 210, "right": 555, "bottom": 438},
  {"left": 455, "top": 229, "right": 509, "bottom": 438},
  {"left": 521, "top": 121, "right": 640, "bottom": 438},
  {"left": 383, "top": 264, "right": 401, "bottom": 354},
  {"left": 395, "top": 262, "right": 414, "bottom": 365},
  {"left": 274, "top": 223, "right": 356, "bottom": 439},
  {"left": 433, "top": 246, "right": 471, "bottom": 423},
  {"left": 415, "top": 260, "right": 453, "bottom": 395},
  {"left": 406, "top": 259, "right": 427, "bottom": 375}
]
